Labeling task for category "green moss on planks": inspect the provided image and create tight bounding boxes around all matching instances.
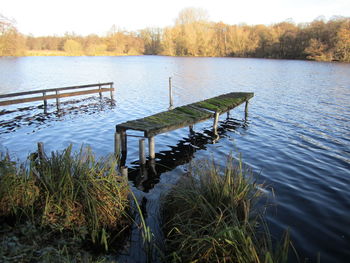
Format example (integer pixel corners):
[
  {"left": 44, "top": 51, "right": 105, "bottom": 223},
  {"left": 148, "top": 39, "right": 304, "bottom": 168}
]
[{"left": 116, "top": 92, "right": 254, "bottom": 136}]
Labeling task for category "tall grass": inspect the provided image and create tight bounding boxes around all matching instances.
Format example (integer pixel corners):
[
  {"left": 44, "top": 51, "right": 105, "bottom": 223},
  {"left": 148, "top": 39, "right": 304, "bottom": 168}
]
[
  {"left": 0, "top": 146, "right": 130, "bottom": 254},
  {"left": 162, "top": 155, "right": 294, "bottom": 263}
]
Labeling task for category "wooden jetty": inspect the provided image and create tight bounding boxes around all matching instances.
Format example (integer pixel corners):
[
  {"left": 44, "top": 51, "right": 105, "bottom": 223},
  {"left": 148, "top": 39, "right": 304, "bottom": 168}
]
[
  {"left": 0, "top": 82, "right": 114, "bottom": 111},
  {"left": 115, "top": 92, "right": 254, "bottom": 163}
]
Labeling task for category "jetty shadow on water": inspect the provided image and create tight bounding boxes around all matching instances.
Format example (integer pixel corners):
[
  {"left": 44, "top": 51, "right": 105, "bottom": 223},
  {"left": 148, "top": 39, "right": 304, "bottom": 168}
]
[
  {"left": 127, "top": 116, "right": 249, "bottom": 192},
  {"left": 0, "top": 96, "right": 115, "bottom": 135}
]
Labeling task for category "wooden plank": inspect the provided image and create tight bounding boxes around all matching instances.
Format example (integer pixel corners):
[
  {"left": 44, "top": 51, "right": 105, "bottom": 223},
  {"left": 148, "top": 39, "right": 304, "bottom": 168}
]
[
  {"left": 0, "top": 88, "right": 113, "bottom": 106},
  {"left": 0, "top": 82, "right": 114, "bottom": 99}
]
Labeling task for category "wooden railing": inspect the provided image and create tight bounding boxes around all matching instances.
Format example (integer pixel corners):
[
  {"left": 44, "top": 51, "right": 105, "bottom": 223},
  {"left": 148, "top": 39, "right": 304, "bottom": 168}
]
[{"left": 0, "top": 82, "right": 114, "bottom": 110}]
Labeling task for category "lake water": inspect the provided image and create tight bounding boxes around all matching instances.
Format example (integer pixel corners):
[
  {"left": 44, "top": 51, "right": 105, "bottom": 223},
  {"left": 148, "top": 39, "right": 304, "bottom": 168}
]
[{"left": 0, "top": 56, "right": 349, "bottom": 262}]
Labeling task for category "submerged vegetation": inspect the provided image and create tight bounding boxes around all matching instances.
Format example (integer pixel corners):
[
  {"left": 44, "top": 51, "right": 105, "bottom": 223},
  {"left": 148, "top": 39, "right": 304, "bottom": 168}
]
[
  {"left": 162, "top": 155, "right": 294, "bottom": 263},
  {"left": 0, "top": 146, "right": 130, "bottom": 262},
  {"left": 1, "top": 8, "right": 350, "bottom": 61}
]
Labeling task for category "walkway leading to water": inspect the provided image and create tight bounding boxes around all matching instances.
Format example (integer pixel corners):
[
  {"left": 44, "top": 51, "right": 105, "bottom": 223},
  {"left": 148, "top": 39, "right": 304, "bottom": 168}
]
[{"left": 115, "top": 92, "right": 254, "bottom": 163}]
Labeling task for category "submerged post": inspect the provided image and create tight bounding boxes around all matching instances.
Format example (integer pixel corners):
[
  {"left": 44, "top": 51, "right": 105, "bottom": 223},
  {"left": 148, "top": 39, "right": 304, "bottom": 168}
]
[
  {"left": 189, "top": 125, "right": 194, "bottom": 134},
  {"left": 121, "top": 166, "right": 128, "bottom": 178},
  {"left": 37, "top": 142, "right": 45, "bottom": 160},
  {"left": 139, "top": 138, "right": 146, "bottom": 165},
  {"left": 169, "top": 77, "right": 173, "bottom": 108},
  {"left": 149, "top": 136, "right": 155, "bottom": 160}
]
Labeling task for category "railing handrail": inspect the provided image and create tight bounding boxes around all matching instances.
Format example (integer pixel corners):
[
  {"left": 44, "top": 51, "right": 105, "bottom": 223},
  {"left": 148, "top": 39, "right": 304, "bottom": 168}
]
[{"left": 0, "top": 82, "right": 113, "bottom": 99}]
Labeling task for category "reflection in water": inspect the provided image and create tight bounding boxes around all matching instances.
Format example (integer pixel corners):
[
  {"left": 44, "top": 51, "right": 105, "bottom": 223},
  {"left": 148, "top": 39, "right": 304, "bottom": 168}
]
[
  {"left": 0, "top": 96, "right": 115, "bottom": 135},
  {"left": 117, "top": 116, "right": 248, "bottom": 262},
  {"left": 128, "top": 117, "right": 247, "bottom": 192}
]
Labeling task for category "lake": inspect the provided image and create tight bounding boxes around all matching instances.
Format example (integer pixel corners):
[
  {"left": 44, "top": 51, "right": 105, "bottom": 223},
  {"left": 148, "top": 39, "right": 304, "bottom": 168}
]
[{"left": 0, "top": 56, "right": 349, "bottom": 262}]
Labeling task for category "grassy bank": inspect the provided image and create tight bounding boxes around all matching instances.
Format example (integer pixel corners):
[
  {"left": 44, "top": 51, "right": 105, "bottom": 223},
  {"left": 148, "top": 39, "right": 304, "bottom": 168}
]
[
  {"left": 0, "top": 146, "right": 130, "bottom": 262},
  {"left": 162, "top": 155, "right": 293, "bottom": 263}
]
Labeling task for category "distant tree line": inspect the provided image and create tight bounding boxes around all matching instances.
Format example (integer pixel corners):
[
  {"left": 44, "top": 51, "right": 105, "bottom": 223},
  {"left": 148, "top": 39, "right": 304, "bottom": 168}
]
[{"left": 1, "top": 8, "right": 350, "bottom": 62}]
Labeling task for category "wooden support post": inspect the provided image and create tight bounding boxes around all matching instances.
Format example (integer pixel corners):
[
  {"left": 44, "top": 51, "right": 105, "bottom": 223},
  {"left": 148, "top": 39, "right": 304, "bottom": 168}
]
[
  {"left": 37, "top": 142, "right": 45, "bottom": 160},
  {"left": 149, "top": 136, "right": 155, "bottom": 160},
  {"left": 189, "top": 125, "right": 194, "bottom": 134},
  {"left": 227, "top": 110, "right": 230, "bottom": 119},
  {"left": 245, "top": 100, "right": 249, "bottom": 120},
  {"left": 120, "top": 130, "right": 127, "bottom": 154},
  {"left": 55, "top": 90, "right": 60, "bottom": 111},
  {"left": 213, "top": 112, "right": 219, "bottom": 136},
  {"left": 121, "top": 166, "right": 128, "bottom": 178},
  {"left": 139, "top": 138, "right": 146, "bottom": 165},
  {"left": 114, "top": 132, "right": 121, "bottom": 157},
  {"left": 169, "top": 77, "right": 173, "bottom": 108},
  {"left": 150, "top": 159, "right": 157, "bottom": 175},
  {"left": 99, "top": 85, "right": 102, "bottom": 99},
  {"left": 110, "top": 83, "right": 114, "bottom": 100}
]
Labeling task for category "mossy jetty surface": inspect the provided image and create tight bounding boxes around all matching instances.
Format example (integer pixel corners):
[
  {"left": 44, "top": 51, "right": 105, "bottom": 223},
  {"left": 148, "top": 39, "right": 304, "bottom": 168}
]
[{"left": 116, "top": 92, "right": 254, "bottom": 137}]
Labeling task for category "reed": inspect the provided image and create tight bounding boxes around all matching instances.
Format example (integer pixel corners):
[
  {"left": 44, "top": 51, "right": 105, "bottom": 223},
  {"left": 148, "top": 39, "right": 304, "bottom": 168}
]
[
  {"left": 162, "top": 155, "right": 293, "bottom": 263},
  {"left": 0, "top": 145, "right": 131, "bottom": 255}
]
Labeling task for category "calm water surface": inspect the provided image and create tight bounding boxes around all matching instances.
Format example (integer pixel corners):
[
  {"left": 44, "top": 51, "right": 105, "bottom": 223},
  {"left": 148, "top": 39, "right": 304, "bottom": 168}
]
[{"left": 0, "top": 56, "right": 349, "bottom": 262}]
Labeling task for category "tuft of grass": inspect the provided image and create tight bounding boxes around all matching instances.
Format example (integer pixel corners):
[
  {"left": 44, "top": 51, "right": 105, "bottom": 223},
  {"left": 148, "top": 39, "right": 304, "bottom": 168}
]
[
  {"left": 0, "top": 145, "right": 131, "bottom": 255},
  {"left": 162, "top": 155, "right": 294, "bottom": 263}
]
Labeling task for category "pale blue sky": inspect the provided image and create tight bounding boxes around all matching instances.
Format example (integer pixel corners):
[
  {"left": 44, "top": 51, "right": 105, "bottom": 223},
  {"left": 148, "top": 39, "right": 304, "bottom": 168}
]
[{"left": 1, "top": 0, "right": 349, "bottom": 36}]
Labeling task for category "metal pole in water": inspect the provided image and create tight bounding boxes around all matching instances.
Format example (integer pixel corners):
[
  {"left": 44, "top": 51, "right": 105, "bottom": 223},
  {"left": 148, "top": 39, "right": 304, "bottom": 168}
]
[{"left": 169, "top": 77, "right": 173, "bottom": 108}]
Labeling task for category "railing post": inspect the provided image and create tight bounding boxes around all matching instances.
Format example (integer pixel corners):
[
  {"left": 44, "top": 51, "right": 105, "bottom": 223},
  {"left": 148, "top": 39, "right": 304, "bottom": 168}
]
[
  {"left": 43, "top": 92, "right": 47, "bottom": 108},
  {"left": 110, "top": 83, "right": 114, "bottom": 100},
  {"left": 55, "top": 90, "right": 60, "bottom": 111},
  {"left": 99, "top": 85, "right": 102, "bottom": 99},
  {"left": 43, "top": 92, "right": 47, "bottom": 113}
]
